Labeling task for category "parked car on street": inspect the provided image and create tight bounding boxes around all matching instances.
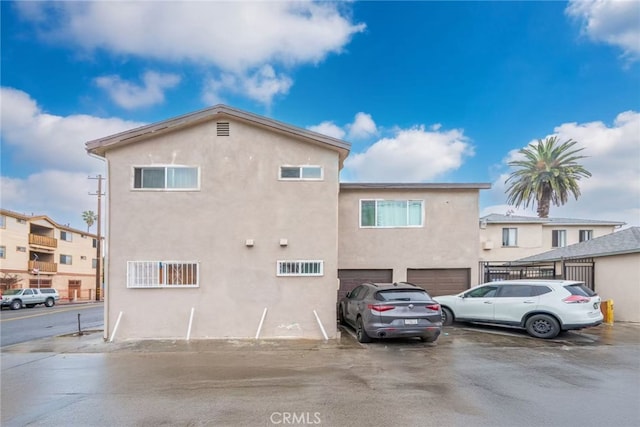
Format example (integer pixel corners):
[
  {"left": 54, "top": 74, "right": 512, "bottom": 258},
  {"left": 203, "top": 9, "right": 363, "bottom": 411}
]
[
  {"left": 435, "top": 280, "right": 603, "bottom": 339},
  {"left": 1, "top": 288, "right": 60, "bottom": 310},
  {"left": 338, "top": 282, "right": 442, "bottom": 343}
]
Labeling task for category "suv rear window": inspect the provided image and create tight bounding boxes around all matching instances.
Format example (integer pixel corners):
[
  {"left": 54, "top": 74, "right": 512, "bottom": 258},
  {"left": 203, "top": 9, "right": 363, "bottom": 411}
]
[
  {"left": 564, "top": 283, "right": 596, "bottom": 297},
  {"left": 375, "top": 290, "right": 431, "bottom": 301}
]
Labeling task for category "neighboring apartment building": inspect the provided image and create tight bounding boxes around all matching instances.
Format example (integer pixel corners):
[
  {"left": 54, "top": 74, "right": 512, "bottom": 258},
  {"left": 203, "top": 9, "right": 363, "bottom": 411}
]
[
  {"left": 479, "top": 213, "right": 624, "bottom": 262},
  {"left": 86, "top": 105, "right": 490, "bottom": 341},
  {"left": 0, "top": 209, "right": 100, "bottom": 300}
]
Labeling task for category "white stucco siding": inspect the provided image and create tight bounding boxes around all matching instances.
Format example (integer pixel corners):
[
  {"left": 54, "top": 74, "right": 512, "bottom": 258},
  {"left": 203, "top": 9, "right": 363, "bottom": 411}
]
[
  {"left": 104, "top": 118, "right": 340, "bottom": 339},
  {"left": 594, "top": 253, "right": 640, "bottom": 323}
]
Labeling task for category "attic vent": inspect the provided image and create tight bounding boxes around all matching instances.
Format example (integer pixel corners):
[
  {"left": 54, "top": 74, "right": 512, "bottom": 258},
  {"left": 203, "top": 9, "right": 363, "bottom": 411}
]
[{"left": 217, "top": 122, "right": 230, "bottom": 136}]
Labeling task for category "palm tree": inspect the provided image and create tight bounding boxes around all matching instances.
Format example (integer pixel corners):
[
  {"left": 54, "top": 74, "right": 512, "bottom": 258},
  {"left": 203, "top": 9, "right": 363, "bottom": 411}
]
[
  {"left": 82, "top": 210, "right": 97, "bottom": 232},
  {"left": 505, "top": 136, "right": 591, "bottom": 218}
]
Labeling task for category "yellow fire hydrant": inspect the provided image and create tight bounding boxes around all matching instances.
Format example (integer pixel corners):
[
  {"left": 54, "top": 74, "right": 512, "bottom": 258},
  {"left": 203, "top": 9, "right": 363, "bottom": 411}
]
[{"left": 600, "top": 300, "right": 614, "bottom": 324}]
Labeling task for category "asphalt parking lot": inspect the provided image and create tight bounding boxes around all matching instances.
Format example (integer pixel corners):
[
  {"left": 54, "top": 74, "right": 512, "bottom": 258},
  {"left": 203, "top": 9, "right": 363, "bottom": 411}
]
[{"left": 2, "top": 323, "right": 639, "bottom": 427}]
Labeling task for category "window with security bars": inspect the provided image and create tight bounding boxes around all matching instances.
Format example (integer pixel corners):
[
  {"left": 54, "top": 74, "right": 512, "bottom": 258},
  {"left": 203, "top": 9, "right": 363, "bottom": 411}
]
[
  {"left": 277, "top": 260, "right": 324, "bottom": 277},
  {"left": 127, "top": 261, "right": 199, "bottom": 288}
]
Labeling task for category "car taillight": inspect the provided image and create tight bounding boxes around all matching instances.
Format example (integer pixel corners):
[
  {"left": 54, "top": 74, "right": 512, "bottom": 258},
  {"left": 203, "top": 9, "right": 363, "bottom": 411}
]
[
  {"left": 563, "top": 295, "right": 590, "bottom": 304},
  {"left": 426, "top": 304, "right": 441, "bottom": 311},
  {"left": 368, "top": 304, "right": 395, "bottom": 312}
]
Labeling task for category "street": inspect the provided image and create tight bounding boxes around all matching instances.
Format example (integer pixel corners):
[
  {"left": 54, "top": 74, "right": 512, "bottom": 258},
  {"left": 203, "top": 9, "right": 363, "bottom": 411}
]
[
  {"left": 0, "top": 303, "right": 104, "bottom": 347},
  {"left": 1, "top": 320, "right": 639, "bottom": 427}
]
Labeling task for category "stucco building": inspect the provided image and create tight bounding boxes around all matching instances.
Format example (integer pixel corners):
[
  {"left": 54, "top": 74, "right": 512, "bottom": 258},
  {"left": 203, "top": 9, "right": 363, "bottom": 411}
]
[{"left": 86, "top": 105, "right": 490, "bottom": 340}]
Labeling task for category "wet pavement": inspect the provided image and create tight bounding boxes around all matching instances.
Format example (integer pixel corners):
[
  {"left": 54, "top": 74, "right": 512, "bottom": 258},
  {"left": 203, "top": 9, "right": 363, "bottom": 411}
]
[{"left": 2, "top": 323, "right": 639, "bottom": 426}]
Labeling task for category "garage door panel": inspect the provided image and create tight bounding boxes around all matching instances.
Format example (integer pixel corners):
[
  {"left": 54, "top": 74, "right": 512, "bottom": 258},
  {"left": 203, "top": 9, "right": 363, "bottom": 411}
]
[
  {"left": 338, "top": 269, "right": 392, "bottom": 301},
  {"left": 407, "top": 268, "right": 470, "bottom": 297}
]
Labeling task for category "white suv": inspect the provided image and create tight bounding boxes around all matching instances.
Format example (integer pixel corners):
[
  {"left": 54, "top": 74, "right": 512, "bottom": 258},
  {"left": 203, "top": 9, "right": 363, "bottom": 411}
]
[{"left": 435, "top": 280, "right": 603, "bottom": 339}]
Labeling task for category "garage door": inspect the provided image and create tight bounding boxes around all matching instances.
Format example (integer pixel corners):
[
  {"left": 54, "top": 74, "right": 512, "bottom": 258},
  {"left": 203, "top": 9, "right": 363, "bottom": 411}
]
[
  {"left": 337, "top": 269, "right": 393, "bottom": 301},
  {"left": 406, "top": 268, "right": 470, "bottom": 297}
]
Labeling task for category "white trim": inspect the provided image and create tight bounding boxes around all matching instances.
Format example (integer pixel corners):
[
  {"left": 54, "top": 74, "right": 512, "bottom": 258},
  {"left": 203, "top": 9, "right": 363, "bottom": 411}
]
[
  {"left": 359, "top": 199, "right": 424, "bottom": 228},
  {"left": 131, "top": 165, "right": 201, "bottom": 191},
  {"left": 279, "top": 165, "right": 324, "bottom": 181},
  {"left": 127, "top": 260, "right": 200, "bottom": 288}
]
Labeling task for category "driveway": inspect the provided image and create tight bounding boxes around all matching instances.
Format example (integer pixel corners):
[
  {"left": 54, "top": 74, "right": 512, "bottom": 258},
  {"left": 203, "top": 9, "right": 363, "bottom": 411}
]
[{"left": 2, "top": 324, "right": 639, "bottom": 426}]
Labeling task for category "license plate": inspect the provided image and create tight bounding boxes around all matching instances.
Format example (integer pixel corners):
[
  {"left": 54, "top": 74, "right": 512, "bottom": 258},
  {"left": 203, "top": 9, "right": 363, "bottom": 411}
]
[{"left": 405, "top": 319, "right": 418, "bottom": 325}]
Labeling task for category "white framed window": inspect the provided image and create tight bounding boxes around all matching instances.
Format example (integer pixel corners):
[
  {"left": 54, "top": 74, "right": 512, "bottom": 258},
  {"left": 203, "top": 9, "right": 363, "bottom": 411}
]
[
  {"left": 502, "top": 228, "right": 518, "bottom": 247},
  {"left": 0, "top": 215, "right": 5, "bottom": 228},
  {"left": 17, "top": 218, "right": 26, "bottom": 224},
  {"left": 279, "top": 166, "right": 323, "bottom": 181},
  {"left": 0, "top": 246, "right": 5, "bottom": 258},
  {"left": 16, "top": 246, "right": 27, "bottom": 252},
  {"left": 60, "top": 254, "right": 73, "bottom": 265},
  {"left": 277, "top": 260, "right": 324, "bottom": 277},
  {"left": 92, "top": 259, "right": 98, "bottom": 269},
  {"left": 127, "top": 261, "right": 199, "bottom": 288},
  {"left": 579, "top": 229, "right": 593, "bottom": 242},
  {"left": 552, "top": 230, "right": 567, "bottom": 248},
  {"left": 133, "top": 166, "right": 199, "bottom": 190},
  {"left": 360, "top": 200, "right": 423, "bottom": 228},
  {"left": 60, "top": 231, "right": 73, "bottom": 242}
]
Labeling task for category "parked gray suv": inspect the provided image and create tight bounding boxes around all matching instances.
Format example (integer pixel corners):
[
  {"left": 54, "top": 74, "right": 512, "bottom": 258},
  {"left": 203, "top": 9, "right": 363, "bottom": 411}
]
[{"left": 338, "top": 282, "right": 443, "bottom": 343}]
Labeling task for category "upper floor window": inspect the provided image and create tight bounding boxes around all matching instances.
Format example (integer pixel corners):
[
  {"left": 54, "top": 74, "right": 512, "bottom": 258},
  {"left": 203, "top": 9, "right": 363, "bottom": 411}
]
[
  {"left": 0, "top": 246, "right": 5, "bottom": 258},
  {"left": 502, "top": 228, "right": 518, "bottom": 247},
  {"left": 579, "top": 230, "right": 593, "bottom": 242},
  {"left": 279, "top": 166, "right": 323, "bottom": 181},
  {"left": 0, "top": 215, "right": 5, "bottom": 228},
  {"left": 92, "top": 259, "right": 98, "bottom": 269},
  {"left": 16, "top": 246, "right": 27, "bottom": 252},
  {"left": 60, "top": 254, "right": 73, "bottom": 265},
  {"left": 552, "top": 230, "right": 567, "bottom": 248},
  {"left": 93, "top": 239, "right": 98, "bottom": 248},
  {"left": 17, "top": 218, "right": 26, "bottom": 224},
  {"left": 133, "top": 166, "right": 199, "bottom": 190},
  {"left": 60, "top": 231, "right": 72, "bottom": 242},
  {"left": 360, "top": 200, "right": 423, "bottom": 228}
]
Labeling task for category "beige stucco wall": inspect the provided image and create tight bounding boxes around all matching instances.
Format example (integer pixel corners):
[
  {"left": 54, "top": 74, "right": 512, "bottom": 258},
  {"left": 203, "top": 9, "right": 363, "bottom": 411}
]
[
  {"left": 338, "top": 188, "right": 481, "bottom": 286},
  {"left": 480, "top": 224, "right": 620, "bottom": 261},
  {"left": 104, "top": 118, "right": 341, "bottom": 340},
  {"left": 593, "top": 253, "right": 640, "bottom": 323}
]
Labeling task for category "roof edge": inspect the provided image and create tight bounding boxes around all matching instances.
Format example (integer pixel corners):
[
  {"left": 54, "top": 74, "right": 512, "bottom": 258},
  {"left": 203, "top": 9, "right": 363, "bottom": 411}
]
[{"left": 340, "top": 183, "right": 492, "bottom": 190}]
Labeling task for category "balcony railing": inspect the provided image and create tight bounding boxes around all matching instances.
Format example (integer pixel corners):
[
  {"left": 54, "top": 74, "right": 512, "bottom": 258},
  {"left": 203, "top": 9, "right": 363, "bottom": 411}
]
[
  {"left": 29, "top": 260, "right": 58, "bottom": 273},
  {"left": 29, "top": 234, "right": 57, "bottom": 248}
]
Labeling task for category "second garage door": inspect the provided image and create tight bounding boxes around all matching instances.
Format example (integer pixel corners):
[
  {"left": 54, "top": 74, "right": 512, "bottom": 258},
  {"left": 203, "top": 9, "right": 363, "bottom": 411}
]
[{"left": 406, "top": 268, "right": 470, "bottom": 297}]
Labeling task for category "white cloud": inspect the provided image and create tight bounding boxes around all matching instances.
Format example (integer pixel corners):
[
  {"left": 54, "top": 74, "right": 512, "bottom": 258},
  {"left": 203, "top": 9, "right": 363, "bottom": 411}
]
[
  {"left": 1, "top": 87, "right": 145, "bottom": 229},
  {"left": 344, "top": 125, "right": 473, "bottom": 182},
  {"left": 203, "top": 66, "right": 293, "bottom": 106},
  {"left": 566, "top": 0, "right": 640, "bottom": 62},
  {"left": 308, "top": 121, "right": 346, "bottom": 140},
  {"left": 485, "top": 111, "right": 640, "bottom": 227},
  {"left": 95, "top": 71, "right": 181, "bottom": 109},
  {"left": 17, "top": 1, "right": 365, "bottom": 106},
  {"left": 347, "top": 112, "right": 378, "bottom": 140}
]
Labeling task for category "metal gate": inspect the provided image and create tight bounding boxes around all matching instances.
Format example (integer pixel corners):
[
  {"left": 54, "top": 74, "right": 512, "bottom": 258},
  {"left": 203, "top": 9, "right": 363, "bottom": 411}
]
[{"left": 479, "top": 258, "right": 595, "bottom": 290}]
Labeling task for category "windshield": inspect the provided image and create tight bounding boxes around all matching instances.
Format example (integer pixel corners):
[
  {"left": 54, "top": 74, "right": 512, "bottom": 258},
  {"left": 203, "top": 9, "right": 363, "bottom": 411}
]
[{"left": 3, "top": 289, "right": 22, "bottom": 295}]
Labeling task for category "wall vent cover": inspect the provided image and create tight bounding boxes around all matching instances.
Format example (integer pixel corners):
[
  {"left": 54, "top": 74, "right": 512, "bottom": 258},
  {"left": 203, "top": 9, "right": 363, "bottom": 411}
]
[{"left": 217, "top": 122, "right": 230, "bottom": 136}]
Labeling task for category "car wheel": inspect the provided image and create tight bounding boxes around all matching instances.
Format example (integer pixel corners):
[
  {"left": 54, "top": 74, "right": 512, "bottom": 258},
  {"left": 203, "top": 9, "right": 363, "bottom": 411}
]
[
  {"left": 10, "top": 300, "right": 22, "bottom": 310},
  {"left": 338, "top": 306, "right": 347, "bottom": 326},
  {"left": 44, "top": 298, "right": 55, "bottom": 307},
  {"left": 356, "top": 317, "right": 372, "bottom": 343},
  {"left": 441, "top": 307, "right": 454, "bottom": 326},
  {"left": 420, "top": 336, "right": 438, "bottom": 343},
  {"left": 526, "top": 314, "right": 560, "bottom": 339}
]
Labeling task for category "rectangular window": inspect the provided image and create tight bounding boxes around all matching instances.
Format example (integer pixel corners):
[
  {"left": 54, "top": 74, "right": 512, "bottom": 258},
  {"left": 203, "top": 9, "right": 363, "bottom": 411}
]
[
  {"left": 552, "top": 230, "right": 567, "bottom": 248},
  {"left": 502, "top": 228, "right": 518, "bottom": 247},
  {"left": 0, "top": 246, "right": 5, "bottom": 258},
  {"left": 133, "top": 166, "right": 199, "bottom": 190},
  {"left": 0, "top": 215, "right": 5, "bottom": 228},
  {"left": 277, "top": 260, "right": 324, "bottom": 277},
  {"left": 92, "top": 259, "right": 98, "bottom": 269},
  {"left": 279, "top": 166, "right": 323, "bottom": 180},
  {"left": 93, "top": 238, "right": 98, "bottom": 248},
  {"left": 127, "top": 261, "right": 199, "bottom": 288},
  {"left": 16, "top": 246, "right": 27, "bottom": 252},
  {"left": 60, "top": 231, "right": 72, "bottom": 242},
  {"left": 360, "top": 200, "right": 423, "bottom": 228},
  {"left": 17, "top": 218, "right": 26, "bottom": 224},
  {"left": 60, "top": 254, "right": 73, "bottom": 265},
  {"left": 579, "top": 230, "right": 593, "bottom": 242}
]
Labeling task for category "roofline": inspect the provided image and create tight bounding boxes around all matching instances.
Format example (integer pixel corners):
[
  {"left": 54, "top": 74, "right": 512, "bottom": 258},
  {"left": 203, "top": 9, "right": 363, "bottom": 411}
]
[
  {"left": 0, "top": 208, "right": 98, "bottom": 237},
  {"left": 520, "top": 248, "right": 640, "bottom": 262},
  {"left": 85, "top": 104, "right": 351, "bottom": 164},
  {"left": 340, "top": 183, "right": 492, "bottom": 190},
  {"left": 480, "top": 214, "right": 625, "bottom": 226}
]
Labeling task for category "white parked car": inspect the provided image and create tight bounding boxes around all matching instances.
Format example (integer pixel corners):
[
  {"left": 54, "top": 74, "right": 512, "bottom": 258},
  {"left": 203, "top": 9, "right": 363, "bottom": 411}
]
[{"left": 435, "top": 280, "right": 603, "bottom": 339}]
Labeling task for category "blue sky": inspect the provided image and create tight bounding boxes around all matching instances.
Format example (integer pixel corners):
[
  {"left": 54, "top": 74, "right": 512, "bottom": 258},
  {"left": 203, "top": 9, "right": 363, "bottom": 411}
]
[{"left": 1, "top": 0, "right": 639, "bottom": 231}]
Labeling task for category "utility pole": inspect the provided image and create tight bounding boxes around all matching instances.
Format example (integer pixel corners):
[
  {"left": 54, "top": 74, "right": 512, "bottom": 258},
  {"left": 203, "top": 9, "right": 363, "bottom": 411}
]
[{"left": 89, "top": 175, "right": 105, "bottom": 302}]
